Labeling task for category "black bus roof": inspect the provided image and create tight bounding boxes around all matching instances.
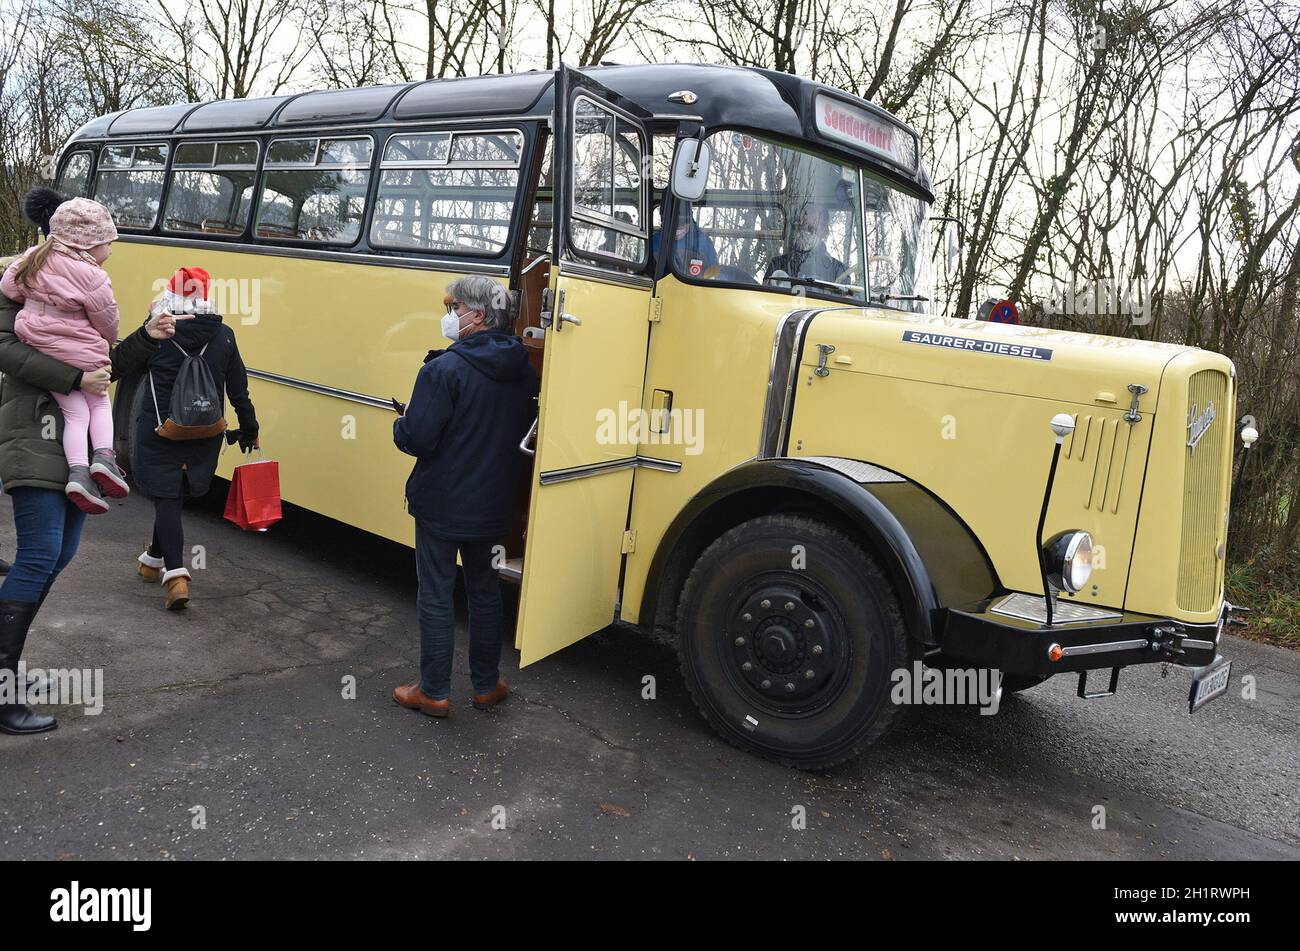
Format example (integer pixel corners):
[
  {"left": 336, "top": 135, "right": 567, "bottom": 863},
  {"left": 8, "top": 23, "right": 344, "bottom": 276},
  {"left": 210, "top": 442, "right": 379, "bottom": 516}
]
[{"left": 64, "top": 63, "right": 931, "bottom": 198}]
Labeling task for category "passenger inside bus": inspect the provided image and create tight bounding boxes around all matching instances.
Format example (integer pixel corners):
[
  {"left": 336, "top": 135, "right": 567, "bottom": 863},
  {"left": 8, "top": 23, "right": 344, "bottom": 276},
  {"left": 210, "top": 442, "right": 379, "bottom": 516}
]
[{"left": 651, "top": 212, "right": 719, "bottom": 277}]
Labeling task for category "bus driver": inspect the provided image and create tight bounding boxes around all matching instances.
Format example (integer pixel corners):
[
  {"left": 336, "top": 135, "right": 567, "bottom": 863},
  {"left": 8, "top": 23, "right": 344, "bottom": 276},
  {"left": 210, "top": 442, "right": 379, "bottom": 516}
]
[{"left": 766, "top": 205, "right": 847, "bottom": 285}]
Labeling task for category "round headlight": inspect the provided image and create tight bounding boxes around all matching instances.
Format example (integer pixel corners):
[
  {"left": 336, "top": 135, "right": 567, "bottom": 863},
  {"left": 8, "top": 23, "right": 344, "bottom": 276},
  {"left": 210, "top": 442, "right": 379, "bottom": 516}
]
[{"left": 1044, "top": 530, "right": 1093, "bottom": 593}]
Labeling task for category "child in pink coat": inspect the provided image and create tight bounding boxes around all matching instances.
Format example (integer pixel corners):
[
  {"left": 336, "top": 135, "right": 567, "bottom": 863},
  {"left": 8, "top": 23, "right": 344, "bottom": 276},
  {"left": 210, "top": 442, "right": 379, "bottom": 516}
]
[{"left": 0, "top": 197, "right": 128, "bottom": 514}]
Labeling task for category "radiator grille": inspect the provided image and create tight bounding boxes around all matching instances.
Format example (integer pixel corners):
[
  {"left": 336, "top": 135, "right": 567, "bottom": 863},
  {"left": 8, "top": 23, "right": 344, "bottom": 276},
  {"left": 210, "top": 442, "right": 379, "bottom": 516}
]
[{"left": 1177, "top": 370, "right": 1229, "bottom": 612}]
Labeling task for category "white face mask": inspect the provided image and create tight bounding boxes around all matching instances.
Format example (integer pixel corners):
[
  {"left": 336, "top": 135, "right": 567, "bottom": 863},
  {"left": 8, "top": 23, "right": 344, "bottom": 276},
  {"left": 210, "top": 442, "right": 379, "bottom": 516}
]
[{"left": 441, "top": 311, "right": 464, "bottom": 341}]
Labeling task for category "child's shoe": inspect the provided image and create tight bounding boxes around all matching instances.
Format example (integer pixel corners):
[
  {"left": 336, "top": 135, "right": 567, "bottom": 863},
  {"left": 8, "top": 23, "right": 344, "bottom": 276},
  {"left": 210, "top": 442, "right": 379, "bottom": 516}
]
[
  {"left": 90, "top": 449, "right": 129, "bottom": 499},
  {"left": 162, "top": 568, "right": 190, "bottom": 610},
  {"left": 138, "top": 548, "right": 164, "bottom": 582},
  {"left": 65, "top": 466, "right": 109, "bottom": 514}
]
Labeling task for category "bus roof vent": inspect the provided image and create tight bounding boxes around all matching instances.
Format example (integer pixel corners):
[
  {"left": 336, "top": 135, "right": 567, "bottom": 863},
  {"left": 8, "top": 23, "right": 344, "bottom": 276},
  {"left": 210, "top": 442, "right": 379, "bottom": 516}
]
[
  {"left": 107, "top": 103, "right": 197, "bottom": 137},
  {"left": 181, "top": 95, "right": 293, "bottom": 133},
  {"left": 275, "top": 84, "right": 411, "bottom": 126},
  {"left": 395, "top": 72, "right": 553, "bottom": 121}
]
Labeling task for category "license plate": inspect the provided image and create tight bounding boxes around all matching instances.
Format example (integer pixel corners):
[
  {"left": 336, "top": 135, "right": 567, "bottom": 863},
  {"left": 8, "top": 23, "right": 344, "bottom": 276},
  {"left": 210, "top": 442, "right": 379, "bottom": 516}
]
[{"left": 1188, "top": 657, "right": 1231, "bottom": 713}]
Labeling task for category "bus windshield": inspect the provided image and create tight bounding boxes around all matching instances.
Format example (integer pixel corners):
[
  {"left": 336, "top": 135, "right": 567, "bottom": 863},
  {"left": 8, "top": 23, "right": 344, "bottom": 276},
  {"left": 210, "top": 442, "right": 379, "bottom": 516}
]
[{"left": 661, "top": 130, "right": 929, "bottom": 309}]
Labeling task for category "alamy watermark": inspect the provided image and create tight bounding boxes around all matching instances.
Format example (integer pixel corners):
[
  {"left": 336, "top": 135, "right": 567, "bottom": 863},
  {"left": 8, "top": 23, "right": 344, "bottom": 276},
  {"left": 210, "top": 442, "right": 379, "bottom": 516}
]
[
  {"left": 150, "top": 277, "right": 262, "bottom": 325},
  {"left": 0, "top": 664, "right": 103, "bottom": 715},
  {"left": 1040, "top": 278, "right": 1150, "bottom": 325},
  {"left": 595, "top": 400, "right": 704, "bottom": 455},
  {"left": 890, "top": 661, "right": 1002, "bottom": 715}
]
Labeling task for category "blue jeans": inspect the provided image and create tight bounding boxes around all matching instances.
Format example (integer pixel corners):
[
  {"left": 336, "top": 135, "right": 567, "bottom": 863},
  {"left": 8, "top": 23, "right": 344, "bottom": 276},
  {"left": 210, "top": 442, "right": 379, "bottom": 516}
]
[
  {"left": 415, "top": 523, "right": 504, "bottom": 700},
  {"left": 1, "top": 487, "right": 87, "bottom": 604}
]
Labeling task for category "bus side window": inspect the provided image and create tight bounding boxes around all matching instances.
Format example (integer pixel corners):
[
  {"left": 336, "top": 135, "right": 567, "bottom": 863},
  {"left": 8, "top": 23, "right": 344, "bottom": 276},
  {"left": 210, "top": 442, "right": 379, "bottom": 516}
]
[
  {"left": 568, "top": 96, "right": 647, "bottom": 268},
  {"left": 95, "top": 143, "right": 168, "bottom": 230},
  {"left": 57, "top": 151, "right": 94, "bottom": 198},
  {"left": 371, "top": 130, "right": 523, "bottom": 256},
  {"left": 164, "top": 140, "right": 259, "bottom": 236},
  {"left": 526, "top": 134, "right": 554, "bottom": 255},
  {"left": 255, "top": 136, "right": 373, "bottom": 245}
]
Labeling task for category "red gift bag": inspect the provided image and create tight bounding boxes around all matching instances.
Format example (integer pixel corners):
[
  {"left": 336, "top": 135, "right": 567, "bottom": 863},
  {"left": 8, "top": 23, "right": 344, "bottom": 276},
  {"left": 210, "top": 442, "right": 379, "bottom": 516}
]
[{"left": 224, "top": 453, "right": 282, "bottom": 532}]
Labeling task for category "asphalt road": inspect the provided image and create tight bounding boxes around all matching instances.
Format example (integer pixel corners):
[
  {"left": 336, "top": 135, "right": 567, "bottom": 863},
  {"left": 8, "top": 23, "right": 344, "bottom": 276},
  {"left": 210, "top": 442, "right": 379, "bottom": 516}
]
[{"left": 1, "top": 490, "right": 1296, "bottom": 860}]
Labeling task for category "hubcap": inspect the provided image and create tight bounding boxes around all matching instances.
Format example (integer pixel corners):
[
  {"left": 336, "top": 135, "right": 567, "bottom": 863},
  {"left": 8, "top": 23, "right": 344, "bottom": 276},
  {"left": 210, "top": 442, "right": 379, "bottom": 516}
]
[{"left": 727, "top": 582, "right": 843, "bottom": 711}]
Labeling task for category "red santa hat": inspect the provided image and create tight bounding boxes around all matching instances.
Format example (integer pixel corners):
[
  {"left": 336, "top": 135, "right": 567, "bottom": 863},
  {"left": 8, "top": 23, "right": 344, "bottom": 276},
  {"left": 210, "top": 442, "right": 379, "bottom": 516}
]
[{"left": 161, "top": 266, "right": 213, "bottom": 313}]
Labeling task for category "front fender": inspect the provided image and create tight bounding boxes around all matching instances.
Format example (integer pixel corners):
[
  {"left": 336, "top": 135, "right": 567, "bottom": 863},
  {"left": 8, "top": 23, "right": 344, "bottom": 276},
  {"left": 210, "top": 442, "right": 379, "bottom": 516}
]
[{"left": 640, "top": 457, "right": 999, "bottom": 646}]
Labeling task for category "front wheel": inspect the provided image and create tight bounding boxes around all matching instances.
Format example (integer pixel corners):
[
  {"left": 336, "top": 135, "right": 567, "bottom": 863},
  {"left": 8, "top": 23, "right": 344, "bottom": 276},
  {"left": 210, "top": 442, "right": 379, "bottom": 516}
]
[{"left": 675, "top": 515, "right": 912, "bottom": 770}]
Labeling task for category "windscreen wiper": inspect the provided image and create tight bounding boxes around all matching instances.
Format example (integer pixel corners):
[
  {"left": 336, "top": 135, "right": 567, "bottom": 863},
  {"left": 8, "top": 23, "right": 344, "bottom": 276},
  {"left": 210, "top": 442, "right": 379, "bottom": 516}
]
[{"left": 768, "top": 275, "right": 862, "bottom": 296}]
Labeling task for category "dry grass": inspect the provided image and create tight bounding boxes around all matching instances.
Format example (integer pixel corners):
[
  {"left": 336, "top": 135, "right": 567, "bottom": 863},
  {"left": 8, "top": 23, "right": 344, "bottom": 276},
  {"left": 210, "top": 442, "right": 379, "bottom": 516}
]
[{"left": 1225, "top": 560, "right": 1300, "bottom": 651}]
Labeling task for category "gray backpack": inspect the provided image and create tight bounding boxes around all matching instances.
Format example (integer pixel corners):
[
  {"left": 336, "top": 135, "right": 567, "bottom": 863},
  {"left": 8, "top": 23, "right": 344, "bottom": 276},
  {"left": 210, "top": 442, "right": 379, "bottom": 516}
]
[{"left": 150, "top": 340, "right": 227, "bottom": 440}]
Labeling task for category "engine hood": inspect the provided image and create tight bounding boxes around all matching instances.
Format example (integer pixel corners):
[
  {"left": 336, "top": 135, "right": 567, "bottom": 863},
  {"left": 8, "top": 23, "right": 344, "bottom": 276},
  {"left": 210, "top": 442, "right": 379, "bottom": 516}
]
[
  {"left": 801, "top": 308, "right": 1195, "bottom": 411},
  {"left": 784, "top": 305, "right": 1234, "bottom": 616}
]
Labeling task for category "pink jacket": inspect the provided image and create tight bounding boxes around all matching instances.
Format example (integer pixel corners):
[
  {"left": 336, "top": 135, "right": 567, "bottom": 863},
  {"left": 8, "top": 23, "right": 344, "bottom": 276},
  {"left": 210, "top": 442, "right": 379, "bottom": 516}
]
[{"left": 1, "top": 248, "right": 119, "bottom": 372}]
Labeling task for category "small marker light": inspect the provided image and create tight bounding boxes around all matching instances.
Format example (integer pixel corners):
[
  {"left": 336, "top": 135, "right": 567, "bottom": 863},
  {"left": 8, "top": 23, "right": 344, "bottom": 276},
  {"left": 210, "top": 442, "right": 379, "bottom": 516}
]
[{"left": 1048, "top": 643, "right": 1064, "bottom": 662}]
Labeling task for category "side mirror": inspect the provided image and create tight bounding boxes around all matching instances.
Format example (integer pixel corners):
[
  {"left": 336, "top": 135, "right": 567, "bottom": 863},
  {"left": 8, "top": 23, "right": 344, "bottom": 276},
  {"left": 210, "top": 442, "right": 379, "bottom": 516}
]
[
  {"left": 930, "top": 215, "right": 963, "bottom": 277},
  {"left": 670, "top": 135, "right": 712, "bottom": 202}
]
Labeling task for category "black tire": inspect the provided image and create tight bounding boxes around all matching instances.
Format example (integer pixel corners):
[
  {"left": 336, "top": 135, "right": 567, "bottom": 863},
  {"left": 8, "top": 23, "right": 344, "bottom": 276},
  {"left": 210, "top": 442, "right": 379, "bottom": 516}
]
[{"left": 675, "top": 514, "right": 912, "bottom": 770}]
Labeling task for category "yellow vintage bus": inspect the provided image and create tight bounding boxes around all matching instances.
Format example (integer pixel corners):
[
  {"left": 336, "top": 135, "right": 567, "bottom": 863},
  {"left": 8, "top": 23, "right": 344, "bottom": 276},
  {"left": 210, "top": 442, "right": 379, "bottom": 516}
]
[{"left": 55, "top": 64, "right": 1244, "bottom": 767}]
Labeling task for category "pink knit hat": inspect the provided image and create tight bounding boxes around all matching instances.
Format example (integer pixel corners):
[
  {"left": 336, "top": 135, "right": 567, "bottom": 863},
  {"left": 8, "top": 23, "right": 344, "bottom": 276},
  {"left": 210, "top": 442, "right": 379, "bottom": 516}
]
[{"left": 48, "top": 197, "right": 118, "bottom": 249}]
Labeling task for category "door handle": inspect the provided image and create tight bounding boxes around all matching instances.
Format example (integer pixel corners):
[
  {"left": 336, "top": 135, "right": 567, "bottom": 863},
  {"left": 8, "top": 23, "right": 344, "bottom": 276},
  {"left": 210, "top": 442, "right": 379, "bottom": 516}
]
[
  {"left": 557, "top": 312, "right": 582, "bottom": 331},
  {"left": 519, "top": 417, "right": 538, "bottom": 457}
]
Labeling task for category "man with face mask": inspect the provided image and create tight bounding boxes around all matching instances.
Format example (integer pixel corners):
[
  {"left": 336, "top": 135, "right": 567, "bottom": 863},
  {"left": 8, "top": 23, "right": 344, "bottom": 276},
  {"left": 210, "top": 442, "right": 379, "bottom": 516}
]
[
  {"left": 766, "top": 205, "right": 848, "bottom": 285},
  {"left": 392, "top": 276, "right": 538, "bottom": 719}
]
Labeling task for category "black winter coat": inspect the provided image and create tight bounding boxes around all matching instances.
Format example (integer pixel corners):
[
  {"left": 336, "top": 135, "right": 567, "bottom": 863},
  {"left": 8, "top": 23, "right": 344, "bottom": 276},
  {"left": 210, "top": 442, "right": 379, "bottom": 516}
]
[
  {"left": 394, "top": 330, "right": 538, "bottom": 540},
  {"left": 131, "top": 312, "right": 257, "bottom": 500}
]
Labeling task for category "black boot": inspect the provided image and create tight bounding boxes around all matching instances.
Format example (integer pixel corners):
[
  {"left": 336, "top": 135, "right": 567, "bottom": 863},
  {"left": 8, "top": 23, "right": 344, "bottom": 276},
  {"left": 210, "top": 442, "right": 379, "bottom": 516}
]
[
  {"left": 25, "top": 586, "right": 52, "bottom": 691},
  {"left": 0, "top": 557, "right": 10, "bottom": 575},
  {"left": 0, "top": 599, "right": 57, "bottom": 735}
]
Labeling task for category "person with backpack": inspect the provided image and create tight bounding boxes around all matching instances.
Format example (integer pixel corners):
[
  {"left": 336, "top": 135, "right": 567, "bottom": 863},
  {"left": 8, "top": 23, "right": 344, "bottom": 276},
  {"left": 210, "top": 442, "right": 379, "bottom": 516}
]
[
  {"left": 1, "top": 186, "right": 178, "bottom": 735},
  {"left": 132, "top": 267, "right": 259, "bottom": 610}
]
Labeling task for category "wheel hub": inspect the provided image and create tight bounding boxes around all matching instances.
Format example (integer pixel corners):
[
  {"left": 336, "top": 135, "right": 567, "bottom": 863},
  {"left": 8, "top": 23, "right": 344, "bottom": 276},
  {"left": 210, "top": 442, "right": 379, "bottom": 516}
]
[{"left": 729, "top": 584, "right": 836, "bottom": 706}]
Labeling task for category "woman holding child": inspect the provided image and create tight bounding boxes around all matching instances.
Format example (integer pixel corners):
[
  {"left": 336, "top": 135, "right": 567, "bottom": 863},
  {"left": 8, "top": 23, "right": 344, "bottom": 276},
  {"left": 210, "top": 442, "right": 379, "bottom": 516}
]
[
  {"left": 0, "top": 187, "right": 174, "bottom": 735},
  {"left": 0, "top": 186, "right": 258, "bottom": 735}
]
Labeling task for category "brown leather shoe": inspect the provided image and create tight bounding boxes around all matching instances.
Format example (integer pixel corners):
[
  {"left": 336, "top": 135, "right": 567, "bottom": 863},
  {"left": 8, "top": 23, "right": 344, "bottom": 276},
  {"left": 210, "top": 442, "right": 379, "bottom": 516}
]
[
  {"left": 393, "top": 683, "right": 449, "bottom": 717},
  {"left": 472, "top": 680, "right": 509, "bottom": 710}
]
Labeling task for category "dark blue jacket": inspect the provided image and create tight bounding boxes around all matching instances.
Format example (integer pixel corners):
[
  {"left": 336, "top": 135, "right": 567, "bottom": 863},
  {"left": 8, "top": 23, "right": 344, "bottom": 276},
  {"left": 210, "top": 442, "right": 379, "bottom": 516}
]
[{"left": 394, "top": 330, "right": 538, "bottom": 540}]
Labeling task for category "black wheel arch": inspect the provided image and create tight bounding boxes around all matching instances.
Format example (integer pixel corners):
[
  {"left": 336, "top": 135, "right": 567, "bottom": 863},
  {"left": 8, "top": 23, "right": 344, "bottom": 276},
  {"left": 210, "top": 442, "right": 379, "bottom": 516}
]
[{"left": 638, "top": 457, "right": 1000, "bottom": 648}]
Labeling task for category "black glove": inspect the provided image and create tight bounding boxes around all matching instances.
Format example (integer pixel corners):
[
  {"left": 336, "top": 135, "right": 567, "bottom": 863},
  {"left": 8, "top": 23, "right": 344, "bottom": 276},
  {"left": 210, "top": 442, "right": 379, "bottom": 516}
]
[{"left": 238, "top": 428, "right": 259, "bottom": 452}]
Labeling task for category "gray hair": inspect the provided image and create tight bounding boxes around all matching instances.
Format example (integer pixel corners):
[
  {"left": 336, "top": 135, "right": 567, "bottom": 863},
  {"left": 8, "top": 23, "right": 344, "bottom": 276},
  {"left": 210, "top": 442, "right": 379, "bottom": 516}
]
[{"left": 447, "top": 275, "right": 513, "bottom": 332}]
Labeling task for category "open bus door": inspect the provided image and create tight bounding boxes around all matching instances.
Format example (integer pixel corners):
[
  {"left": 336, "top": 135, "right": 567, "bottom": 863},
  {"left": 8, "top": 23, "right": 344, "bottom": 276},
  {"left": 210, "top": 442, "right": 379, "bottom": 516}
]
[{"left": 515, "top": 66, "right": 656, "bottom": 665}]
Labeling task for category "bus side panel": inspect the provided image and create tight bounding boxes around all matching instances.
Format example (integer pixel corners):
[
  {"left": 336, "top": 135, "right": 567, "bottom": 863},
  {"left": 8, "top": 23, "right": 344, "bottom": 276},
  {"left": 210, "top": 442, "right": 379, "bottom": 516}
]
[{"left": 106, "top": 239, "right": 486, "bottom": 546}]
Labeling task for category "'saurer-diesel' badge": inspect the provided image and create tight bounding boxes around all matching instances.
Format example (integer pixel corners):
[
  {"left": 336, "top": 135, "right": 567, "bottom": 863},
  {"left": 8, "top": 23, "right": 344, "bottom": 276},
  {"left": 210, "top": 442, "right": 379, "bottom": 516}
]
[{"left": 1187, "top": 401, "right": 1216, "bottom": 455}]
